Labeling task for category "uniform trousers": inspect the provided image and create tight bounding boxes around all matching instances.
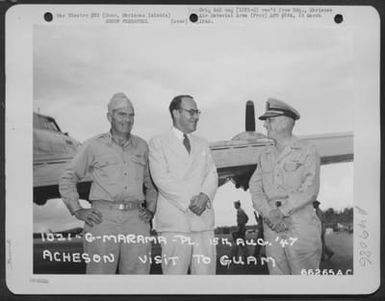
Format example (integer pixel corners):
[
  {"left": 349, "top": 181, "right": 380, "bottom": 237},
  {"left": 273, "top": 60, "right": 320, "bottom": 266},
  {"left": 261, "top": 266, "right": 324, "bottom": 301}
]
[
  {"left": 159, "top": 231, "right": 216, "bottom": 274},
  {"left": 263, "top": 207, "right": 322, "bottom": 275},
  {"left": 83, "top": 206, "right": 151, "bottom": 274}
]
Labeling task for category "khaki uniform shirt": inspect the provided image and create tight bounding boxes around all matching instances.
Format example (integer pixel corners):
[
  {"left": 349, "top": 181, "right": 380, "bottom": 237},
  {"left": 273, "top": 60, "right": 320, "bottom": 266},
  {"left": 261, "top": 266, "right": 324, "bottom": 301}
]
[
  {"left": 249, "top": 136, "right": 320, "bottom": 218},
  {"left": 59, "top": 132, "right": 157, "bottom": 214}
]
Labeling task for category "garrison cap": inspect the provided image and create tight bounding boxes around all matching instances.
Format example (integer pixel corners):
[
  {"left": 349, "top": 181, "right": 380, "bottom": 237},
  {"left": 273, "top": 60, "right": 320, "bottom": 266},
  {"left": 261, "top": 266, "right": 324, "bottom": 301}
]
[
  {"left": 259, "top": 98, "right": 300, "bottom": 120},
  {"left": 234, "top": 200, "right": 241, "bottom": 205},
  {"left": 107, "top": 92, "right": 133, "bottom": 113}
]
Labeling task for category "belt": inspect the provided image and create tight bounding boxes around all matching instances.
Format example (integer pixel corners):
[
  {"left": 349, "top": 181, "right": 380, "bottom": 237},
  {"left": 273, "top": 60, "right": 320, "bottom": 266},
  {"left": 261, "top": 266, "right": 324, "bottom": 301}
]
[{"left": 92, "top": 200, "right": 144, "bottom": 211}]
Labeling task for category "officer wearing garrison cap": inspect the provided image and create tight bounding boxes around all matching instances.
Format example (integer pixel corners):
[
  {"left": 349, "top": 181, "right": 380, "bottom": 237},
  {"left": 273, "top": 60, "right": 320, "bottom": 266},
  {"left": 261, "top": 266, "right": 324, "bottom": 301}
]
[
  {"left": 60, "top": 93, "right": 157, "bottom": 274},
  {"left": 249, "top": 98, "right": 322, "bottom": 274}
]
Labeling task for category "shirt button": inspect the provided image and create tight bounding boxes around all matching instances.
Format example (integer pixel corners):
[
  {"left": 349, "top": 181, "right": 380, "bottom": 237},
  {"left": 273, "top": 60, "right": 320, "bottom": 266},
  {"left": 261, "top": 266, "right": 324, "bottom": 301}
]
[
  {"left": 124, "top": 172, "right": 127, "bottom": 176},
  {"left": 124, "top": 186, "right": 127, "bottom": 190}
]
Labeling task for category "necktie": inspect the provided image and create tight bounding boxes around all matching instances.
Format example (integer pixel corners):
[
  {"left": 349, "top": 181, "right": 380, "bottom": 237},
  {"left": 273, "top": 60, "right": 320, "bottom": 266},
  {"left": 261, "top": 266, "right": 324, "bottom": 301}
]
[{"left": 183, "top": 134, "right": 191, "bottom": 154}]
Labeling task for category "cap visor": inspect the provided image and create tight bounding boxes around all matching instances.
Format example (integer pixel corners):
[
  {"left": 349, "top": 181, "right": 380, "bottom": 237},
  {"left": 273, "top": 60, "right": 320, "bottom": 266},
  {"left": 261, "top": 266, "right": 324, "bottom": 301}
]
[{"left": 258, "top": 112, "right": 283, "bottom": 120}]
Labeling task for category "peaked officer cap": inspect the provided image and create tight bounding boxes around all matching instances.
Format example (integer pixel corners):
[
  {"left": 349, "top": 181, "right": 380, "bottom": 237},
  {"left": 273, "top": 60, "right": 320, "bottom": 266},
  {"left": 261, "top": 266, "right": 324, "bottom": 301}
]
[{"left": 258, "top": 98, "right": 300, "bottom": 120}]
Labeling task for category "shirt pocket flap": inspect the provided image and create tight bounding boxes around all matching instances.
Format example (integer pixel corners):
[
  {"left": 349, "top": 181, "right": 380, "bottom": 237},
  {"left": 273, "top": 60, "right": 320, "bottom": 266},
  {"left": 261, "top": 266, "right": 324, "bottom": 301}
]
[
  {"left": 96, "top": 155, "right": 119, "bottom": 168},
  {"left": 132, "top": 154, "right": 146, "bottom": 166},
  {"left": 283, "top": 160, "right": 302, "bottom": 172}
]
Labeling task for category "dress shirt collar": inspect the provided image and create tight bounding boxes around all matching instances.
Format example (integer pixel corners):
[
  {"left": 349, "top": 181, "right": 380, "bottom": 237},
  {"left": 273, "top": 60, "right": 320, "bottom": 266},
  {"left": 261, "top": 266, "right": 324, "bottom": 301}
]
[{"left": 171, "top": 126, "right": 190, "bottom": 141}]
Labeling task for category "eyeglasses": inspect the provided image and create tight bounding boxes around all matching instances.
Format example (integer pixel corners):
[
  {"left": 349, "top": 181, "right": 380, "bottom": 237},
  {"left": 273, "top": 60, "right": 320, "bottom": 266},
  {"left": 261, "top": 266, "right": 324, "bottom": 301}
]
[{"left": 179, "top": 108, "right": 201, "bottom": 116}]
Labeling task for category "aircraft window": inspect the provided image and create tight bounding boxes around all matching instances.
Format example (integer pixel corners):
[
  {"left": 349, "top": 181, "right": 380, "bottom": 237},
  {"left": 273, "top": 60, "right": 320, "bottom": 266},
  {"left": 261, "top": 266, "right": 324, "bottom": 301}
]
[
  {"left": 42, "top": 118, "right": 53, "bottom": 131},
  {"left": 34, "top": 115, "right": 47, "bottom": 130},
  {"left": 48, "top": 120, "right": 60, "bottom": 132},
  {"left": 42, "top": 118, "right": 51, "bottom": 130},
  {"left": 33, "top": 115, "right": 60, "bottom": 132}
]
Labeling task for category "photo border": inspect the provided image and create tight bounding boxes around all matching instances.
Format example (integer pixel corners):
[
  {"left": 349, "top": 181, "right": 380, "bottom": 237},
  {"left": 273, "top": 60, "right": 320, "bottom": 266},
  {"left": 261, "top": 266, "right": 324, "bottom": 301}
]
[{"left": 2, "top": 0, "right": 384, "bottom": 299}]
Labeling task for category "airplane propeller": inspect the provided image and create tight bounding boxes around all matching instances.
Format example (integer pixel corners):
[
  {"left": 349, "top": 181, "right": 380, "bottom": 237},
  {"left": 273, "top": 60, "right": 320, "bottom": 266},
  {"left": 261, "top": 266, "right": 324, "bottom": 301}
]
[{"left": 245, "top": 100, "right": 256, "bottom": 132}]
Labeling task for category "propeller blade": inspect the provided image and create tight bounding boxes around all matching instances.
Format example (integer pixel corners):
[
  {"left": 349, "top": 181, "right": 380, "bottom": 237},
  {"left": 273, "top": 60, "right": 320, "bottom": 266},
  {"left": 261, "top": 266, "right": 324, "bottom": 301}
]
[{"left": 245, "top": 100, "right": 255, "bottom": 132}]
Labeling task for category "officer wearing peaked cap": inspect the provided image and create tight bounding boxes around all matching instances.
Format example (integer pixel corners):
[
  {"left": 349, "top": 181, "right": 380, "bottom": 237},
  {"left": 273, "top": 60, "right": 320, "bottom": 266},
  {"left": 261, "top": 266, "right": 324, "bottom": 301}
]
[
  {"left": 249, "top": 97, "right": 322, "bottom": 275},
  {"left": 60, "top": 92, "right": 157, "bottom": 274}
]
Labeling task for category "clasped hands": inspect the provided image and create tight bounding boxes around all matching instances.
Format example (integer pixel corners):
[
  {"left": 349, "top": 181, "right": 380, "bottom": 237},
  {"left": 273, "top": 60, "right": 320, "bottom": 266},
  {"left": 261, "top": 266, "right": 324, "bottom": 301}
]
[
  {"left": 189, "top": 193, "right": 210, "bottom": 216},
  {"left": 264, "top": 209, "right": 290, "bottom": 233}
]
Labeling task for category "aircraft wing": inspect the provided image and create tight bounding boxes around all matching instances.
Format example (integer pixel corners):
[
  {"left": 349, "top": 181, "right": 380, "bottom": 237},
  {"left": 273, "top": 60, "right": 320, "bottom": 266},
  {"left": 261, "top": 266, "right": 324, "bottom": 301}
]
[
  {"left": 210, "top": 132, "right": 353, "bottom": 190},
  {"left": 34, "top": 131, "right": 353, "bottom": 203}
]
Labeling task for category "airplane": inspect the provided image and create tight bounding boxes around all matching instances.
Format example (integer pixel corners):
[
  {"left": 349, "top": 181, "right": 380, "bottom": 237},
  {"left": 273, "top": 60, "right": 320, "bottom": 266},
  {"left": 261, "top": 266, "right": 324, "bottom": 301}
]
[
  {"left": 33, "top": 112, "right": 90, "bottom": 205},
  {"left": 33, "top": 101, "right": 353, "bottom": 205}
]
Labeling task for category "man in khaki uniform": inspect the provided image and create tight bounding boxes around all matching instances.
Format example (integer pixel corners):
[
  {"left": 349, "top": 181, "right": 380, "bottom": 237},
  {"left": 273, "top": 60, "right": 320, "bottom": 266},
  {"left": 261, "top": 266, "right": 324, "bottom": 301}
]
[
  {"left": 249, "top": 98, "right": 322, "bottom": 274},
  {"left": 59, "top": 93, "right": 157, "bottom": 274},
  {"left": 313, "top": 200, "right": 334, "bottom": 261},
  {"left": 232, "top": 200, "right": 249, "bottom": 258},
  {"left": 233, "top": 200, "right": 249, "bottom": 241}
]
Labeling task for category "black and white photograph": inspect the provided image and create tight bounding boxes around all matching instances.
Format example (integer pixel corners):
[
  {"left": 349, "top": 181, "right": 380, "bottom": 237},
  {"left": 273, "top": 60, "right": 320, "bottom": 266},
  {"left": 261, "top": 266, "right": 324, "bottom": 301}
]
[{"left": 5, "top": 4, "right": 380, "bottom": 294}]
